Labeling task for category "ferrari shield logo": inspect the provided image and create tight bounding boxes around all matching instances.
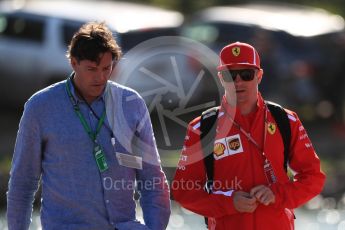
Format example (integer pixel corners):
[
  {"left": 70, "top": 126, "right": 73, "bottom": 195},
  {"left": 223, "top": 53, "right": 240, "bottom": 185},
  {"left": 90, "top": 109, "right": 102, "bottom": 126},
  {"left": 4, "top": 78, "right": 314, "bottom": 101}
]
[
  {"left": 267, "top": 122, "right": 276, "bottom": 135},
  {"left": 232, "top": 47, "right": 240, "bottom": 56}
]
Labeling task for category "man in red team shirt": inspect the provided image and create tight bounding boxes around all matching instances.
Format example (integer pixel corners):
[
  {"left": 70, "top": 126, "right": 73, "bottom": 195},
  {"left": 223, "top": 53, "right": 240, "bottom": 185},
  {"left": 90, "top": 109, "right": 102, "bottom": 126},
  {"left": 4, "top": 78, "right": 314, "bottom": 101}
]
[{"left": 172, "top": 41, "right": 325, "bottom": 229}]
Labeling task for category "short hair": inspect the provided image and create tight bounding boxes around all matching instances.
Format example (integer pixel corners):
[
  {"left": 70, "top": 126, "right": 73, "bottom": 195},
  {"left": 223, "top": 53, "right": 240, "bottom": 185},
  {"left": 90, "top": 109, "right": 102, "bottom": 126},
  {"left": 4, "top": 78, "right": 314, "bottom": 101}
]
[{"left": 66, "top": 22, "right": 122, "bottom": 64}]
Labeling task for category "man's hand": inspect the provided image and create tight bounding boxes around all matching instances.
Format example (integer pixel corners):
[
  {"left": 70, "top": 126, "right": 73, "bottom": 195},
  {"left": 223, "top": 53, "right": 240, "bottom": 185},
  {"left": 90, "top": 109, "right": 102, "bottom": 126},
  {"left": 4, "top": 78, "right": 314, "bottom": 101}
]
[
  {"left": 250, "top": 185, "right": 275, "bottom": 206},
  {"left": 233, "top": 191, "right": 258, "bottom": 213}
]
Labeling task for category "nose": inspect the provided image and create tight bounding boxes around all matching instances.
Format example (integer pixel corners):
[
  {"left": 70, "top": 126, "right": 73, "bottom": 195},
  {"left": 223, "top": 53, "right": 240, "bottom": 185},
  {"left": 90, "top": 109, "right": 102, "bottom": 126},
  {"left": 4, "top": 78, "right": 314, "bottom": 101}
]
[
  {"left": 101, "top": 72, "right": 108, "bottom": 81},
  {"left": 95, "top": 71, "right": 108, "bottom": 82}
]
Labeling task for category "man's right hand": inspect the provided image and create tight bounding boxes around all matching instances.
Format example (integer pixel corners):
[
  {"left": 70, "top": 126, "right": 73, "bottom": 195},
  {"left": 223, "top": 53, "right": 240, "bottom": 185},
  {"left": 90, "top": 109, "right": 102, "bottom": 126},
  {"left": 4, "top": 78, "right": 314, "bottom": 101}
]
[{"left": 233, "top": 191, "right": 258, "bottom": 213}]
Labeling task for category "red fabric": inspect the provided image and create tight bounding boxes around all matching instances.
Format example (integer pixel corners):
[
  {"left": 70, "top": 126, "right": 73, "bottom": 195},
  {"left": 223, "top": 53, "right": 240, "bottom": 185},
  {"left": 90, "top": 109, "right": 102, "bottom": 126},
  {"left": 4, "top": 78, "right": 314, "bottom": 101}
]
[
  {"left": 217, "top": 42, "right": 261, "bottom": 71},
  {"left": 172, "top": 94, "right": 325, "bottom": 230}
]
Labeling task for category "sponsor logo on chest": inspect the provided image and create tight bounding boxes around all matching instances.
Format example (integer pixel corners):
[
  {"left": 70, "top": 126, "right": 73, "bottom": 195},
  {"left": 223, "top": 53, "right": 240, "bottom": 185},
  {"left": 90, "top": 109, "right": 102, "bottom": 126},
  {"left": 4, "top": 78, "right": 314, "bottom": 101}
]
[{"left": 213, "top": 134, "right": 244, "bottom": 160}]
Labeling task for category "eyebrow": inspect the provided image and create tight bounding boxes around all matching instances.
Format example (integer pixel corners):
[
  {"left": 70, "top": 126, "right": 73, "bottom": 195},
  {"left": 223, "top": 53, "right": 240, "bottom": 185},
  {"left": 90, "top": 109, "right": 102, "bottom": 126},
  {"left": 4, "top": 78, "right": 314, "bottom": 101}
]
[{"left": 85, "top": 62, "right": 112, "bottom": 68}]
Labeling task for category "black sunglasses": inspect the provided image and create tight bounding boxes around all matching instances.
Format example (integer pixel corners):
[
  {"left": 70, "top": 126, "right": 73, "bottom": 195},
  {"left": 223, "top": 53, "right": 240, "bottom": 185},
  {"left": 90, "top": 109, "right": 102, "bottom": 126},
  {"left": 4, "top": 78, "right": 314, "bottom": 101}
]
[{"left": 220, "top": 69, "right": 256, "bottom": 82}]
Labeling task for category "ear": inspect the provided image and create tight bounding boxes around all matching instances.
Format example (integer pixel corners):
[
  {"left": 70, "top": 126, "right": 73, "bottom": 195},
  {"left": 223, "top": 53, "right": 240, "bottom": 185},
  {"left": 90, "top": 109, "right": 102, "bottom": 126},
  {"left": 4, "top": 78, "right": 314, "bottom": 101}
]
[
  {"left": 257, "top": 69, "right": 264, "bottom": 84},
  {"left": 70, "top": 57, "right": 78, "bottom": 70}
]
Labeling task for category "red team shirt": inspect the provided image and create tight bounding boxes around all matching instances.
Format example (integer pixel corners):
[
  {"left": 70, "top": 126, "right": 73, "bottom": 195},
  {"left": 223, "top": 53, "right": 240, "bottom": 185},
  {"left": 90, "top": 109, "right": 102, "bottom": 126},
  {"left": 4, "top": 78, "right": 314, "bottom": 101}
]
[{"left": 172, "top": 93, "right": 325, "bottom": 230}]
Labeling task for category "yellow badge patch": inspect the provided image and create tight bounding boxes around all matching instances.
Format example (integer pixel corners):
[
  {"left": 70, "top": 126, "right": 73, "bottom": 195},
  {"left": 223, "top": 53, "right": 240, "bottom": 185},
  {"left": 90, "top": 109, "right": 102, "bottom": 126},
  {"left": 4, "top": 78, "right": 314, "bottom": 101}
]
[
  {"left": 232, "top": 47, "right": 240, "bottom": 56},
  {"left": 214, "top": 142, "right": 226, "bottom": 156},
  {"left": 267, "top": 122, "right": 276, "bottom": 135}
]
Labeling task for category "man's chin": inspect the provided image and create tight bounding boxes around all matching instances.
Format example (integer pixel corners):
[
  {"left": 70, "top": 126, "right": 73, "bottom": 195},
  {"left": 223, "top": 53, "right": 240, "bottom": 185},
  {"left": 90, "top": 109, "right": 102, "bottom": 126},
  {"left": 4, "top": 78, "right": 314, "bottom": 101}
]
[{"left": 236, "top": 98, "right": 248, "bottom": 105}]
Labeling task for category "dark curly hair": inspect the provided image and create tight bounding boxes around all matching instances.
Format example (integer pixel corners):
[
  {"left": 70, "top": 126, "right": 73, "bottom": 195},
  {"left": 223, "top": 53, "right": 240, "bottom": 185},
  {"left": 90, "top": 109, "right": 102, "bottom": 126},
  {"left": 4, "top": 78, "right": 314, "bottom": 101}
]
[{"left": 66, "top": 21, "right": 122, "bottom": 64}]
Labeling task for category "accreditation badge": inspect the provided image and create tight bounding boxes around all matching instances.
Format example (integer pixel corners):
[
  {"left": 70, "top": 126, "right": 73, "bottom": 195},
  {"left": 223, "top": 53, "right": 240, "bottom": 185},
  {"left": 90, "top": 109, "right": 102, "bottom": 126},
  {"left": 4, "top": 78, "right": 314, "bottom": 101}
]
[
  {"left": 94, "top": 144, "right": 109, "bottom": 172},
  {"left": 116, "top": 152, "right": 143, "bottom": 170}
]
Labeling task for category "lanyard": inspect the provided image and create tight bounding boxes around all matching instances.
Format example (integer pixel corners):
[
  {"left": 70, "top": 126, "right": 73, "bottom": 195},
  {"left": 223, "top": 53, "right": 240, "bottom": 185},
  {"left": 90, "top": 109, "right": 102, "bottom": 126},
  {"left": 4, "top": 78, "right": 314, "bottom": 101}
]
[
  {"left": 68, "top": 75, "right": 115, "bottom": 145},
  {"left": 224, "top": 107, "right": 267, "bottom": 152},
  {"left": 65, "top": 78, "right": 108, "bottom": 172},
  {"left": 224, "top": 105, "right": 277, "bottom": 184},
  {"left": 65, "top": 78, "right": 106, "bottom": 141}
]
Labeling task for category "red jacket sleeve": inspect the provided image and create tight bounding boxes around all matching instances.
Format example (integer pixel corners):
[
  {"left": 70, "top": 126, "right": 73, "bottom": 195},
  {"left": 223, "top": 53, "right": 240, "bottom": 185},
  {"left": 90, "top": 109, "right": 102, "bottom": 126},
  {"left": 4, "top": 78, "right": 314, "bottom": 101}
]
[
  {"left": 171, "top": 119, "right": 239, "bottom": 218},
  {"left": 271, "top": 111, "right": 326, "bottom": 209}
]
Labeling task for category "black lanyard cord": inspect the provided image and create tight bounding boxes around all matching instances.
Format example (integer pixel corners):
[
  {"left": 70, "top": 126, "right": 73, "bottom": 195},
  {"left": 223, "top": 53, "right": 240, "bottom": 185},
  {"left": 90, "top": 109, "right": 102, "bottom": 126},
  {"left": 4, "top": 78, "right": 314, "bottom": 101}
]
[
  {"left": 66, "top": 77, "right": 111, "bottom": 172},
  {"left": 69, "top": 76, "right": 114, "bottom": 138}
]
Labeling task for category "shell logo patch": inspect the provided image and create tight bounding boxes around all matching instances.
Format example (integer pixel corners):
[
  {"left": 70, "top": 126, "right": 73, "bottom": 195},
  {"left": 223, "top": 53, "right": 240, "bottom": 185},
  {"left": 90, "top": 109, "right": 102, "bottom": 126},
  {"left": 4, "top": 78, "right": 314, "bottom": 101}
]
[
  {"left": 232, "top": 47, "right": 240, "bottom": 56},
  {"left": 213, "top": 134, "right": 243, "bottom": 160},
  {"left": 267, "top": 122, "right": 276, "bottom": 135},
  {"left": 214, "top": 143, "right": 226, "bottom": 156},
  {"left": 228, "top": 138, "right": 240, "bottom": 150}
]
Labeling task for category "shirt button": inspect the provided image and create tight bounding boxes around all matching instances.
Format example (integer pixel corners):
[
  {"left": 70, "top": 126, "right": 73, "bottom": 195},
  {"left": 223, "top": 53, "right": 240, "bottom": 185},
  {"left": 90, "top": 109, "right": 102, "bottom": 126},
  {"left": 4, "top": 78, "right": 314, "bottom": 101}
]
[{"left": 106, "top": 199, "right": 110, "bottom": 203}]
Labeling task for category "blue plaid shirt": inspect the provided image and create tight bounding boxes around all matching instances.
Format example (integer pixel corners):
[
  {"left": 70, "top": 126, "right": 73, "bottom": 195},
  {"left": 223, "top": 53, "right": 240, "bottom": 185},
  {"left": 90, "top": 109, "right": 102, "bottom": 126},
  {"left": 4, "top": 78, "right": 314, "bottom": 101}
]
[{"left": 7, "top": 79, "right": 170, "bottom": 230}]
